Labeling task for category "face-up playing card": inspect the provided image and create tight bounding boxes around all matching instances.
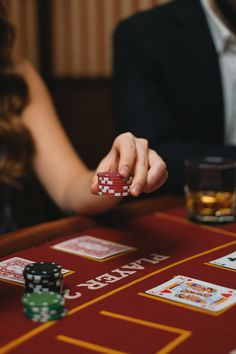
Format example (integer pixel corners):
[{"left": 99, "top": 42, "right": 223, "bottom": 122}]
[
  {"left": 209, "top": 251, "right": 236, "bottom": 271},
  {"left": 52, "top": 235, "right": 134, "bottom": 260},
  {"left": 145, "top": 275, "right": 236, "bottom": 312},
  {"left": 0, "top": 257, "right": 70, "bottom": 284}
]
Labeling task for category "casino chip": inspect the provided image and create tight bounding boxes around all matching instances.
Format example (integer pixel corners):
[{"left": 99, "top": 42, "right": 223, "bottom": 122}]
[
  {"left": 22, "top": 291, "right": 67, "bottom": 322},
  {"left": 23, "top": 262, "right": 63, "bottom": 294},
  {"left": 97, "top": 172, "right": 133, "bottom": 197}
]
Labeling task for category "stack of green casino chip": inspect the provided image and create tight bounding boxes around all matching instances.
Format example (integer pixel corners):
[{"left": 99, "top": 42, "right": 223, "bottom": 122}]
[{"left": 22, "top": 291, "right": 67, "bottom": 322}]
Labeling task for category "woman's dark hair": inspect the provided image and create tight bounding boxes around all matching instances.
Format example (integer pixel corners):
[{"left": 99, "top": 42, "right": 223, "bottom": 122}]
[{"left": 0, "top": 1, "right": 34, "bottom": 186}]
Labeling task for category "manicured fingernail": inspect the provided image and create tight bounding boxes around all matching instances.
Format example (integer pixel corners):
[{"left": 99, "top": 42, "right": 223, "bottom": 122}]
[
  {"left": 119, "top": 165, "right": 130, "bottom": 177},
  {"left": 130, "top": 183, "right": 142, "bottom": 196}
]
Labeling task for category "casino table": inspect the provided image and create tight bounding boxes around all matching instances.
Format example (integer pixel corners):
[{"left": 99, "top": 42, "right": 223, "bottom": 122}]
[{"left": 0, "top": 196, "right": 235, "bottom": 354}]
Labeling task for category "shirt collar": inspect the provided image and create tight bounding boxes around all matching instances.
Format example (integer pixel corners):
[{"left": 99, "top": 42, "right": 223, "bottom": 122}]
[{"left": 200, "top": 0, "right": 236, "bottom": 53}]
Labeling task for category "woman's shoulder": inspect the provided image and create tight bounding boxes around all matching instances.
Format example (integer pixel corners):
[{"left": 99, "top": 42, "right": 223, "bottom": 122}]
[
  {"left": 13, "top": 57, "right": 47, "bottom": 98},
  {"left": 13, "top": 57, "right": 38, "bottom": 80}
]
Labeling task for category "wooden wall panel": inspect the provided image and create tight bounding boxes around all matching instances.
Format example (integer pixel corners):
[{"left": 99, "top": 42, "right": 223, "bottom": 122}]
[
  {"left": 51, "top": 0, "right": 170, "bottom": 77},
  {"left": 4, "top": 0, "right": 171, "bottom": 78}
]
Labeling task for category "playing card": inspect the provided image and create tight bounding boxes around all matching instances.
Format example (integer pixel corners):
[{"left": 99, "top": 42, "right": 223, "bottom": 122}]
[
  {"left": 209, "top": 251, "right": 236, "bottom": 271},
  {"left": 0, "top": 257, "right": 70, "bottom": 284},
  {"left": 52, "top": 235, "right": 134, "bottom": 260},
  {"left": 145, "top": 275, "right": 236, "bottom": 312}
]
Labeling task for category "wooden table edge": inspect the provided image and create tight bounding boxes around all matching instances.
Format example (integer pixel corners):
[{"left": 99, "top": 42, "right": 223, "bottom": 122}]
[{"left": 0, "top": 195, "right": 183, "bottom": 257}]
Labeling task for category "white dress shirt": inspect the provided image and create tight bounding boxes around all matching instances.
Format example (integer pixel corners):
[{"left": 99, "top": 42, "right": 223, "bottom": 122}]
[{"left": 201, "top": 0, "right": 236, "bottom": 145}]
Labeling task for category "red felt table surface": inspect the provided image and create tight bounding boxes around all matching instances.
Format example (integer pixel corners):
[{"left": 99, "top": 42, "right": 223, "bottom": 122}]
[{"left": 0, "top": 197, "right": 235, "bottom": 354}]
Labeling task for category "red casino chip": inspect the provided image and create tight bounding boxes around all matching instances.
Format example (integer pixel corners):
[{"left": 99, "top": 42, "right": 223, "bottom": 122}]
[
  {"left": 97, "top": 171, "right": 133, "bottom": 197},
  {"left": 98, "top": 179, "right": 132, "bottom": 186},
  {"left": 98, "top": 191, "right": 129, "bottom": 197},
  {"left": 98, "top": 177, "right": 132, "bottom": 183},
  {"left": 97, "top": 172, "right": 121, "bottom": 178},
  {"left": 98, "top": 185, "right": 129, "bottom": 191}
]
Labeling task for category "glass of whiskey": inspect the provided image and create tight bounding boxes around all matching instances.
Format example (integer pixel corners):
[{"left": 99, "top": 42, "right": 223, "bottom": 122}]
[{"left": 184, "top": 157, "right": 236, "bottom": 223}]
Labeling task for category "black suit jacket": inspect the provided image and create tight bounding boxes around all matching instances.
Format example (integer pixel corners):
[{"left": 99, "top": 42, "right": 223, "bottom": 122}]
[{"left": 113, "top": 0, "right": 236, "bottom": 194}]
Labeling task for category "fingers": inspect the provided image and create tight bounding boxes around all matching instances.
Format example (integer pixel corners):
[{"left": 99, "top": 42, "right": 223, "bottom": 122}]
[
  {"left": 143, "top": 149, "right": 168, "bottom": 193},
  {"left": 114, "top": 132, "right": 137, "bottom": 177},
  {"left": 129, "top": 138, "right": 149, "bottom": 196},
  {"left": 128, "top": 144, "right": 168, "bottom": 196},
  {"left": 92, "top": 131, "right": 135, "bottom": 178},
  {"left": 91, "top": 132, "right": 168, "bottom": 197},
  {"left": 91, "top": 133, "right": 137, "bottom": 195}
]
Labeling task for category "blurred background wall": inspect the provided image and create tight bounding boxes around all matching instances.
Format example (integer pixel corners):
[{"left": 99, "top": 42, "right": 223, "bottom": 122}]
[
  {"left": 7, "top": 0, "right": 167, "bottom": 76},
  {"left": 5, "top": 0, "right": 169, "bottom": 227}
]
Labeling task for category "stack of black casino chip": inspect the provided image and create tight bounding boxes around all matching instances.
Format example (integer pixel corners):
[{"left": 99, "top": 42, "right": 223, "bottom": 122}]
[{"left": 23, "top": 261, "right": 63, "bottom": 294}]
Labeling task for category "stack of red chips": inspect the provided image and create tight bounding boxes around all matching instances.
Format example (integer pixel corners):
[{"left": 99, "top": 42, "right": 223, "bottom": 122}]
[{"left": 97, "top": 172, "right": 133, "bottom": 196}]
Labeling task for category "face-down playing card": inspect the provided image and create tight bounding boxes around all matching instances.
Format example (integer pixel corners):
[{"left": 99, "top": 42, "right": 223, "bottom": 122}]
[
  {"left": 52, "top": 235, "right": 134, "bottom": 260},
  {"left": 0, "top": 257, "right": 70, "bottom": 284}
]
